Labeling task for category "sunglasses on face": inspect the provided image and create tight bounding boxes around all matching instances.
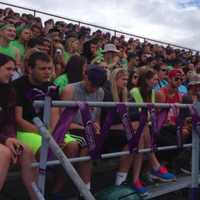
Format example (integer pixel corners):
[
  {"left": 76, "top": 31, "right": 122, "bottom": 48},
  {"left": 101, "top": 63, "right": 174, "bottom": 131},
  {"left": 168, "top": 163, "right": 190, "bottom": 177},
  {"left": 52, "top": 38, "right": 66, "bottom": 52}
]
[
  {"left": 174, "top": 77, "right": 183, "bottom": 82},
  {"left": 161, "top": 68, "right": 167, "bottom": 72},
  {"left": 133, "top": 75, "right": 139, "bottom": 79},
  {"left": 53, "top": 39, "right": 61, "bottom": 43}
]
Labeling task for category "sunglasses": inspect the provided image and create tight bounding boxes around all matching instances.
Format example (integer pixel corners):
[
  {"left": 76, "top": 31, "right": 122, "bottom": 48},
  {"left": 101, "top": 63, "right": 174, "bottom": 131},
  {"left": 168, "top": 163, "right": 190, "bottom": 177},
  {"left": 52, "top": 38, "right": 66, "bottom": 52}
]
[
  {"left": 133, "top": 75, "right": 139, "bottom": 79},
  {"left": 174, "top": 77, "right": 183, "bottom": 82},
  {"left": 161, "top": 68, "right": 167, "bottom": 72},
  {"left": 53, "top": 39, "right": 61, "bottom": 43}
]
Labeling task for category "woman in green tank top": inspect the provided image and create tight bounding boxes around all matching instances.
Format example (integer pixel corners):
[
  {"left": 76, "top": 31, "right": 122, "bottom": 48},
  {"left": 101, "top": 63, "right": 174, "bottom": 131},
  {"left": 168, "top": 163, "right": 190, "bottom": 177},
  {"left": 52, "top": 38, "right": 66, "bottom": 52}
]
[
  {"left": 129, "top": 69, "right": 176, "bottom": 195},
  {"left": 54, "top": 55, "right": 85, "bottom": 93},
  {"left": 10, "top": 25, "right": 31, "bottom": 60}
]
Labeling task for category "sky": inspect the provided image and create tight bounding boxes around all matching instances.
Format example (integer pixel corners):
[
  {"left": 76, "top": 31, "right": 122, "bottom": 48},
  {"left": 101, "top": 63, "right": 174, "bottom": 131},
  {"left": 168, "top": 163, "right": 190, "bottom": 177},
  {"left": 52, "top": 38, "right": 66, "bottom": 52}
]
[{"left": 1, "top": 0, "right": 200, "bottom": 50}]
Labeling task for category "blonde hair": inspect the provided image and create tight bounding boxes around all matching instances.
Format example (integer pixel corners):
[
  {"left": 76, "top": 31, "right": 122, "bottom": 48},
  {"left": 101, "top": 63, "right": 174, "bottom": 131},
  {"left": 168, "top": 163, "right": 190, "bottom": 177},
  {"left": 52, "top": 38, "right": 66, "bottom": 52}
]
[
  {"left": 65, "top": 37, "right": 79, "bottom": 52},
  {"left": 110, "top": 68, "right": 128, "bottom": 102}
]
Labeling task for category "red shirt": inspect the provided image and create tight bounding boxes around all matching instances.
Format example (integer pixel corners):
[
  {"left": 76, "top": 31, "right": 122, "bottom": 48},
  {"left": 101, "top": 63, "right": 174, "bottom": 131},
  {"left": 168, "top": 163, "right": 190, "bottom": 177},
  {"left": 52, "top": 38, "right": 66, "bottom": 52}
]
[{"left": 160, "top": 87, "right": 182, "bottom": 124}]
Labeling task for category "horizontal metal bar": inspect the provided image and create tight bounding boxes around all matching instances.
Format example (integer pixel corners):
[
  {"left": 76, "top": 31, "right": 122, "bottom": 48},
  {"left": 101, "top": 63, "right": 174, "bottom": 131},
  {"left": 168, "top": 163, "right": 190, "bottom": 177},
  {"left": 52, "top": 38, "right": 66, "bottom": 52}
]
[
  {"left": 0, "top": 1, "right": 198, "bottom": 52},
  {"left": 34, "top": 100, "right": 192, "bottom": 108},
  {"left": 32, "top": 143, "right": 192, "bottom": 167}
]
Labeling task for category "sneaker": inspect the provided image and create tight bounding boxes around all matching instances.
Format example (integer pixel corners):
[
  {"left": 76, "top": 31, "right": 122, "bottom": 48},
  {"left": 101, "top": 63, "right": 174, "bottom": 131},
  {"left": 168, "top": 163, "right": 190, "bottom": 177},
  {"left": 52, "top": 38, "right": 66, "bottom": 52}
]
[
  {"left": 149, "top": 166, "right": 176, "bottom": 182},
  {"left": 132, "top": 179, "right": 149, "bottom": 197}
]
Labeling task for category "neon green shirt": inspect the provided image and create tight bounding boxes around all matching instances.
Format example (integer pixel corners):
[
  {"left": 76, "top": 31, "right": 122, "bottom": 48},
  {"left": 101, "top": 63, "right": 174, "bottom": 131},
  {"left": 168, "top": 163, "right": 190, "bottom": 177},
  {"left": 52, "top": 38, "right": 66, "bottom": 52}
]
[
  {"left": 63, "top": 51, "right": 71, "bottom": 64},
  {"left": 0, "top": 44, "right": 17, "bottom": 60},
  {"left": 130, "top": 87, "right": 155, "bottom": 103},
  {"left": 54, "top": 73, "right": 69, "bottom": 94},
  {"left": 10, "top": 40, "right": 25, "bottom": 60}
]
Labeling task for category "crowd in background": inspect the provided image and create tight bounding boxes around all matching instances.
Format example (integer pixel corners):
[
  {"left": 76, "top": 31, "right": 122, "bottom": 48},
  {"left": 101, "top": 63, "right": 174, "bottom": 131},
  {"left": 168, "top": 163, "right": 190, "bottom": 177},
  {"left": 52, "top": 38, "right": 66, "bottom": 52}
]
[{"left": 0, "top": 6, "right": 200, "bottom": 199}]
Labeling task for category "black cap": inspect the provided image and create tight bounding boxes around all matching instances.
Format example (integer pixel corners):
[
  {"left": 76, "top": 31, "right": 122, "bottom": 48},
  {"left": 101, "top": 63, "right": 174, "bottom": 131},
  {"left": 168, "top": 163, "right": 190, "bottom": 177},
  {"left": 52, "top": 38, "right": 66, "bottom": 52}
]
[{"left": 87, "top": 64, "right": 107, "bottom": 87}]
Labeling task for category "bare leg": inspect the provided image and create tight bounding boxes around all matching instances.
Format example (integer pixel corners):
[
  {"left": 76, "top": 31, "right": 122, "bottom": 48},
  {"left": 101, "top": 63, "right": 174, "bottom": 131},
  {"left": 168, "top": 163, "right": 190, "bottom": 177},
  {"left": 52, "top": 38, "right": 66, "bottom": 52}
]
[
  {"left": 118, "top": 145, "right": 133, "bottom": 172},
  {"left": 78, "top": 147, "right": 92, "bottom": 185},
  {"left": 116, "top": 121, "right": 144, "bottom": 184},
  {"left": 0, "top": 144, "right": 11, "bottom": 190},
  {"left": 143, "top": 126, "right": 160, "bottom": 170},
  {"left": 132, "top": 124, "right": 145, "bottom": 182},
  {"left": 53, "top": 142, "right": 79, "bottom": 193},
  {"left": 19, "top": 146, "right": 37, "bottom": 200}
]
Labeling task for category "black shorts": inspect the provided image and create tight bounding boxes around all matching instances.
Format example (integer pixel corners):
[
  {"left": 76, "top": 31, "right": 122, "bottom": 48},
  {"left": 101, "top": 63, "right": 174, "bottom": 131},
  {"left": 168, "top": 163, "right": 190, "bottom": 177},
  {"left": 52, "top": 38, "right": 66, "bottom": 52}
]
[
  {"left": 68, "top": 129, "right": 128, "bottom": 152},
  {"left": 102, "top": 130, "right": 127, "bottom": 153}
]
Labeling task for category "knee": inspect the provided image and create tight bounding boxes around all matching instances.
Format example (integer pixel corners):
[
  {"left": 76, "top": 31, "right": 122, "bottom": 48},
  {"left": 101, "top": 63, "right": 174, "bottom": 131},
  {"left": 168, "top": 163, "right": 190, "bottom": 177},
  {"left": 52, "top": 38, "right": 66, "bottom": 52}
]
[
  {"left": 64, "top": 142, "right": 79, "bottom": 157},
  {"left": 22, "top": 146, "right": 34, "bottom": 159},
  {"left": 21, "top": 146, "right": 35, "bottom": 163}
]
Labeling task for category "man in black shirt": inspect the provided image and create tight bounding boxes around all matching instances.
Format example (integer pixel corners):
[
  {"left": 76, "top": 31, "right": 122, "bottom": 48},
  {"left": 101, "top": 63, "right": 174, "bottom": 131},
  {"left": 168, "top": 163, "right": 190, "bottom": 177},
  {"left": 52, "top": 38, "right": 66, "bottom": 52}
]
[{"left": 13, "top": 52, "right": 60, "bottom": 154}]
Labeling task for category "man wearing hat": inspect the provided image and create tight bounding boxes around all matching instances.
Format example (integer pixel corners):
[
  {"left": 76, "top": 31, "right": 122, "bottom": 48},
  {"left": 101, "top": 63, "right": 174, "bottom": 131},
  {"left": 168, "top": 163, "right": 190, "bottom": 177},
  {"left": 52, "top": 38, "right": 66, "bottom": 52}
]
[
  {"left": 156, "top": 68, "right": 183, "bottom": 164},
  {"left": 59, "top": 64, "right": 107, "bottom": 193},
  {"left": 159, "top": 69, "right": 182, "bottom": 109},
  {"left": 186, "top": 73, "right": 200, "bottom": 103},
  {"left": 101, "top": 43, "right": 120, "bottom": 71}
]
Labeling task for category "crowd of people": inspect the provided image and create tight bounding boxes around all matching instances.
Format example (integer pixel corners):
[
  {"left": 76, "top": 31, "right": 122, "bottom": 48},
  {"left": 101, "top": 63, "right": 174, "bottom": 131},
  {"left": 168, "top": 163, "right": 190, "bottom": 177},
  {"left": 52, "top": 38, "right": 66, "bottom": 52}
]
[{"left": 0, "top": 6, "right": 199, "bottom": 200}]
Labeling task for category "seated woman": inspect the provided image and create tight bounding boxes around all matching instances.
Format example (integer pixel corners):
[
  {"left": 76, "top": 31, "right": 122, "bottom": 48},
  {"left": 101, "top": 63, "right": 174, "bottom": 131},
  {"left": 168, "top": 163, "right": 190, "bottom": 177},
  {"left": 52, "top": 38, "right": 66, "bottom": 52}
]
[
  {"left": 127, "top": 69, "right": 139, "bottom": 91},
  {"left": 101, "top": 68, "right": 153, "bottom": 196},
  {"left": 0, "top": 53, "right": 37, "bottom": 200},
  {"left": 128, "top": 68, "right": 176, "bottom": 195},
  {"left": 54, "top": 55, "right": 86, "bottom": 94}
]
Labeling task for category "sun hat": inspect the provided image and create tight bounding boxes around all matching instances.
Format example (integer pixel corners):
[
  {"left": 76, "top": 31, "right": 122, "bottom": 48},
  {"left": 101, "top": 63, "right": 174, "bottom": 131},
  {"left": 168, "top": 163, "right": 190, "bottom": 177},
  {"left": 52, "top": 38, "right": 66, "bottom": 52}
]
[{"left": 103, "top": 43, "right": 119, "bottom": 53}]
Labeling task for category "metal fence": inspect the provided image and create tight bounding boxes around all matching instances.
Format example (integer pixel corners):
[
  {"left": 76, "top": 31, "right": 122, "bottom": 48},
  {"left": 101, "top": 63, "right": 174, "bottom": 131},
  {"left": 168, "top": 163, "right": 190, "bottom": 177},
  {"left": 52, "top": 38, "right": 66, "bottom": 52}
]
[
  {"left": 0, "top": 1, "right": 199, "bottom": 52},
  {"left": 30, "top": 98, "right": 200, "bottom": 200}
]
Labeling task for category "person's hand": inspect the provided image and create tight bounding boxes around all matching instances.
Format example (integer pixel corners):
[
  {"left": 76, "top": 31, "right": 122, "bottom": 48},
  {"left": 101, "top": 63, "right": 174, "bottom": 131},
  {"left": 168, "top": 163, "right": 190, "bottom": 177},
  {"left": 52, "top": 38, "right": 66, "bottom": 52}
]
[
  {"left": 5, "top": 138, "right": 24, "bottom": 164},
  {"left": 182, "top": 127, "right": 190, "bottom": 139},
  {"left": 93, "top": 122, "right": 101, "bottom": 134}
]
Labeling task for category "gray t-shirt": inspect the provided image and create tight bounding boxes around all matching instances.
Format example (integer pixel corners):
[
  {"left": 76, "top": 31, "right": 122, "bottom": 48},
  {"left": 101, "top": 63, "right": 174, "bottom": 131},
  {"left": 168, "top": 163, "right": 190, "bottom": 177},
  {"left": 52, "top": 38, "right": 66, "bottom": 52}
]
[{"left": 71, "top": 82, "right": 104, "bottom": 125}]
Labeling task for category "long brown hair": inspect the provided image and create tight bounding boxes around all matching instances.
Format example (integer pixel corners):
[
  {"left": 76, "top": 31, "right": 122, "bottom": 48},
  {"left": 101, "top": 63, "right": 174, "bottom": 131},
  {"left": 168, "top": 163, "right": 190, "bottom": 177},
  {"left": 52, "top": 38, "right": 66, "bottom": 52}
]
[{"left": 138, "top": 68, "right": 155, "bottom": 102}]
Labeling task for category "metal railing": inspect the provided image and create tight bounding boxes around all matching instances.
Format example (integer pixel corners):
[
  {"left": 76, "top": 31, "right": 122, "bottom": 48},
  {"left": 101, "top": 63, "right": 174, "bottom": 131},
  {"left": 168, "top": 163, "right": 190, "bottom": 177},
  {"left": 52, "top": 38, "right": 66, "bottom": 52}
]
[
  {"left": 0, "top": 1, "right": 199, "bottom": 52},
  {"left": 31, "top": 99, "right": 200, "bottom": 200}
]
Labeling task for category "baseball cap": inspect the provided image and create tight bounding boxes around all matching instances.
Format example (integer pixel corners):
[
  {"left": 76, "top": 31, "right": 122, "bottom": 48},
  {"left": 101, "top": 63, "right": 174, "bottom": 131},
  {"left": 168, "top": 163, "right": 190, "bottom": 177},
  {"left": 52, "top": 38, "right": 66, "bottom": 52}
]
[
  {"left": 86, "top": 64, "right": 107, "bottom": 87},
  {"left": 168, "top": 69, "right": 182, "bottom": 79},
  {"left": 188, "top": 74, "right": 200, "bottom": 86}
]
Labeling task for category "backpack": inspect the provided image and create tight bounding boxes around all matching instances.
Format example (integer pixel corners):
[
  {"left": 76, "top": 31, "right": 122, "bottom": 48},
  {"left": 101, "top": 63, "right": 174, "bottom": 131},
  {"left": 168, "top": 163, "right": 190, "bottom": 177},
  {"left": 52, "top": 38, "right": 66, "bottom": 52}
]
[{"left": 95, "top": 185, "right": 141, "bottom": 200}]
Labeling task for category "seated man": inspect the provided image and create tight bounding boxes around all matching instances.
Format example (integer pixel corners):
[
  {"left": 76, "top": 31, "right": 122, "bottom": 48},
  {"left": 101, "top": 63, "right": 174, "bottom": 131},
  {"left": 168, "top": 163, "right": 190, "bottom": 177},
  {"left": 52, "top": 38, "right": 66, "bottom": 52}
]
[
  {"left": 156, "top": 69, "right": 183, "bottom": 164},
  {"left": 0, "top": 53, "right": 37, "bottom": 200},
  {"left": 13, "top": 51, "right": 60, "bottom": 155},
  {"left": 61, "top": 64, "right": 106, "bottom": 191}
]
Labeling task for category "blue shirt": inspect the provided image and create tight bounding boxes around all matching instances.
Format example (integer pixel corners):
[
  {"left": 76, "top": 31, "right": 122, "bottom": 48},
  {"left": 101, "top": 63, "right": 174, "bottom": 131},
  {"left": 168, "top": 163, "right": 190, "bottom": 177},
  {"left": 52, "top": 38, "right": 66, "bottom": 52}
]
[{"left": 154, "top": 79, "right": 188, "bottom": 95}]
